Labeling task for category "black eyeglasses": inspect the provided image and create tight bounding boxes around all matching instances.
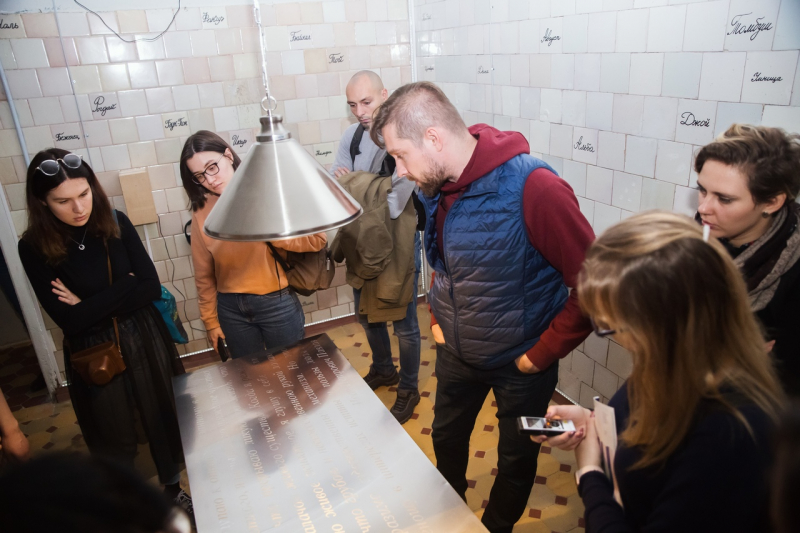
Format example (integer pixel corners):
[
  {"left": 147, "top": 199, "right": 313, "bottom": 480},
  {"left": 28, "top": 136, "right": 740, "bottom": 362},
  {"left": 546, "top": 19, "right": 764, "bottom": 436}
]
[
  {"left": 590, "top": 317, "right": 617, "bottom": 338},
  {"left": 191, "top": 154, "right": 225, "bottom": 185},
  {"left": 36, "top": 154, "right": 83, "bottom": 176}
]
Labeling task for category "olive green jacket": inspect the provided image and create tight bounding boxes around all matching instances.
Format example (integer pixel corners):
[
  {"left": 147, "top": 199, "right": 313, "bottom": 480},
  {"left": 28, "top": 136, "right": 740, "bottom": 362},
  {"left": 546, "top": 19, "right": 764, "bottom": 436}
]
[{"left": 330, "top": 171, "right": 417, "bottom": 323}]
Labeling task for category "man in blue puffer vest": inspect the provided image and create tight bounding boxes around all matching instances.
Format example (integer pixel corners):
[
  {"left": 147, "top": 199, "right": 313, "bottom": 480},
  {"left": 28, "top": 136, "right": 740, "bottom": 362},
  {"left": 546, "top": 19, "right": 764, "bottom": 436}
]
[{"left": 371, "top": 82, "right": 595, "bottom": 532}]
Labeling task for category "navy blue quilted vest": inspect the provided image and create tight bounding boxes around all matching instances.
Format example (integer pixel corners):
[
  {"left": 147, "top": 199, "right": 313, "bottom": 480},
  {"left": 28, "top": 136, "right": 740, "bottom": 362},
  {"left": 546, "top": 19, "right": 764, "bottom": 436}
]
[{"left": 421, "top": 154, "right": 568, "bottom": 369}]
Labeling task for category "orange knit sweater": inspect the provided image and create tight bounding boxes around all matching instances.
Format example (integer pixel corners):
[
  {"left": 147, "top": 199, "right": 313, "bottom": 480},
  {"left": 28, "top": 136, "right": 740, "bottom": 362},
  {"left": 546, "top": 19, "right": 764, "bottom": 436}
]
[{"left": 191, "top": 194, "right": 327, "bottom": 330}]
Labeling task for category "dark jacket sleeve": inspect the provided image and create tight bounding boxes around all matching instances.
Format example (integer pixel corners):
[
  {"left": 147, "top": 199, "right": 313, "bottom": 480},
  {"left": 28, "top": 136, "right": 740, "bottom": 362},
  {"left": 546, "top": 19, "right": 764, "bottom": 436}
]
[
  {"left": 110, "top": 211, "right": 162, "bottom": 315},
  {"left": 18, "top": 239, "right": 137, "bottom": 336},
  {"left": 578, "top": 471, "right": 633, "bottom": 533},
  {"left": 523, "top": 168, "right": 595, "bottom": 369}
]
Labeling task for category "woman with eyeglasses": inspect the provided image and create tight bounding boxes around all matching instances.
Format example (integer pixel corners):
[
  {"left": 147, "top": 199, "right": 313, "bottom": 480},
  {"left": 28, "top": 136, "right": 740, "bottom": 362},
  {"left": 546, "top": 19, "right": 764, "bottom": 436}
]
[
  {"left": 532, "top": 211, "right": 783, "bottom": 533},
  {"left": 179, "top": 131, "right": 327, "bottom": 359},
  {"left": 17, "top": 149, "right": 192, "bottom": 512},
  {"left": 695, "top": 124, "right": 800, "bottom": 397}
]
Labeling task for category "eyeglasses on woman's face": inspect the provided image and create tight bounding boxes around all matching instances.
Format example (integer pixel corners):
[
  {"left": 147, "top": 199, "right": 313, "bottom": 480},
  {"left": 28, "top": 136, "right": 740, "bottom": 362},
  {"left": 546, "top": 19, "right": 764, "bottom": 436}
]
[
  {"left": 590, "top": 317, "right": 617, "bottom": 338},
  {"left": 36, "top": 153, "right": 83, "bottom": 176},
  {"left": 191, "top": 154, "right": 225, "bottom": 185}
]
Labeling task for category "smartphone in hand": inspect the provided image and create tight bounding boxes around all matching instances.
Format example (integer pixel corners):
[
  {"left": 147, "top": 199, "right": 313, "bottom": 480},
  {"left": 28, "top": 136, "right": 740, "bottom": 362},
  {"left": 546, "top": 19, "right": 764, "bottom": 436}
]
[
  {"left": 517, "top": 416, "right": 575, "bottom": 436},
  {"left": 218, "top": 338, "right": 230, "bottom": 362}
]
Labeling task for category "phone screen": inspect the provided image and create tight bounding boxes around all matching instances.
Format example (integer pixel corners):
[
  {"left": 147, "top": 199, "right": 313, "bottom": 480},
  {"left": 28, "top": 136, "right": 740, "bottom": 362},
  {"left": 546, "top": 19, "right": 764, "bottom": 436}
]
[{"left": 524, "top": 417, "right": 564, "bottom": 430}]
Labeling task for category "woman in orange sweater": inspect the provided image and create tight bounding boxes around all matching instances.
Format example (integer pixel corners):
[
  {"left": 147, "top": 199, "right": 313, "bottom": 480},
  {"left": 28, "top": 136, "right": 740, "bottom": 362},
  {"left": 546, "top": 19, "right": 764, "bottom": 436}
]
[{"left": 179, "top": 131, "right": 326, "bottom": 359}]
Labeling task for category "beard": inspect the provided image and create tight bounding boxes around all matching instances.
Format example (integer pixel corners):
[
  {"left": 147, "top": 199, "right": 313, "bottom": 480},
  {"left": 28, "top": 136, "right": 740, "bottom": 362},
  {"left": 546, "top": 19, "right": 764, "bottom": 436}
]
[{"left": 416, "top": 157, "right": 452, "bottom": 197}]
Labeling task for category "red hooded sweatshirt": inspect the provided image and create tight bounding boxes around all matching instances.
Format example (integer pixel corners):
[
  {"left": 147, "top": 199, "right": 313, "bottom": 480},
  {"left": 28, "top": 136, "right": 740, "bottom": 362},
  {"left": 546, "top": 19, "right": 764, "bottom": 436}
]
[{"left": 430, "top": 124, "right": 594, "bottom": 370}]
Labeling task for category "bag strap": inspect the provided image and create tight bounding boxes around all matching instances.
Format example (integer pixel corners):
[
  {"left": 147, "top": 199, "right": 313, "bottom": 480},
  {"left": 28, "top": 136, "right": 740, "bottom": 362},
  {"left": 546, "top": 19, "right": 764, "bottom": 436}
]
[
  {"left": 266, "top": 242, "right": 292, "bottom": 273},
  {"left": 349, "top": 123, "right": 365, "bottom": 167},
  {"left": 104, "top": 239, "right": 121, "bottom": 350}
]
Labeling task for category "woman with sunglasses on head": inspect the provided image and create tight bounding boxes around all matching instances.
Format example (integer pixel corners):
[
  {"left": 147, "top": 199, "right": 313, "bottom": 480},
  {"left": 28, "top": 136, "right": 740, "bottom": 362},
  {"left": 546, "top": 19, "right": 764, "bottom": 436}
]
[
  {"left": 532, "top": 211, "right": 783, "bottom": 533},
  {"left": 17, "top": 149, "right": 191, "bottom": 512},
  {"left": 179, "top": 131, "right": 327, "bottom": 359},
  {"left": 695, "top": 124, "right": 800, "bottom": 397}
]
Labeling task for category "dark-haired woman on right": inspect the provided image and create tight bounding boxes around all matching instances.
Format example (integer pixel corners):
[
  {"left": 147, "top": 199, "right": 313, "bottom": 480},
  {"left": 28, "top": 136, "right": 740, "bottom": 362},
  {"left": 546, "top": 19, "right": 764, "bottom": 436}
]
[
  {"left": 179, "top": 131, "right": 327, "bottom": 359},
  {"left": 695, "top": 124, "right": 800, "bottom": 396}
]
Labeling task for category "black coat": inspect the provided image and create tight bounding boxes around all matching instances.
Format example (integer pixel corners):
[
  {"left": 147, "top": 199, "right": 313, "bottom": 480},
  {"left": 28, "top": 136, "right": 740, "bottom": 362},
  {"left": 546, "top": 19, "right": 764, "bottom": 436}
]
[{"left": 757, "top": 256, "right": 800, "bottom": 397}]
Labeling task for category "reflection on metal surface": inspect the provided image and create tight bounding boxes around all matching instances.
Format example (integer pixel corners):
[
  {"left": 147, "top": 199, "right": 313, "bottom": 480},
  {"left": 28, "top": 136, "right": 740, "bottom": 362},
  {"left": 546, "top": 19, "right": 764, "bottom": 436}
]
[
  {"left": 203, "top": 115, "right": 362, "bottom": 241},
  {"left": 174, "top": 333, "right": 487, "bottom": 532}
]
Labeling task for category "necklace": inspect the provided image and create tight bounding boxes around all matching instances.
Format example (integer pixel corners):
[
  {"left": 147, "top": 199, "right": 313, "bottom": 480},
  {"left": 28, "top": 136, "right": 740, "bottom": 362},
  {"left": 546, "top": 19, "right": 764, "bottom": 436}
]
[{"left": 71, "top": 228, "right": 88, "bottom": 251}]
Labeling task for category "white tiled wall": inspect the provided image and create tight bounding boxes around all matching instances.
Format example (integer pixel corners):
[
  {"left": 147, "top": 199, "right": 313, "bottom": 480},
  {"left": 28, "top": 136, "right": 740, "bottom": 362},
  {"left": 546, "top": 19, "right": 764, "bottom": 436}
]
[
  {"left": 415, "top": 0, "right": 800, "bottom": 407},
  {"left": 0, "top": 1, "right": 412, "bottom": 384}
]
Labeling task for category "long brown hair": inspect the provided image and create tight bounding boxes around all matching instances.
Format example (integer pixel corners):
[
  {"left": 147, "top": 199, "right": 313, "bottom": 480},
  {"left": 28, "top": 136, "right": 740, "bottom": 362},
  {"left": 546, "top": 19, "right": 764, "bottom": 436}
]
[
  {"left": 578, "top": 211, "right": 783, "bottom": 469},
  {"left": 179, "top": 130, "right": 241, "bottom": 212},
  {"left": 22, "top": 149, "right": 118, "bottom": 265}
]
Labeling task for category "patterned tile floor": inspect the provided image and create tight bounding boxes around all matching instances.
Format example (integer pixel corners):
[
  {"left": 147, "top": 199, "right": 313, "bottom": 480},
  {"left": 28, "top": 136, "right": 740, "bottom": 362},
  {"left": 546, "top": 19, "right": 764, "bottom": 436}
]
[{"left": 6, "top": 305, "right": 583, "bottom": 532}]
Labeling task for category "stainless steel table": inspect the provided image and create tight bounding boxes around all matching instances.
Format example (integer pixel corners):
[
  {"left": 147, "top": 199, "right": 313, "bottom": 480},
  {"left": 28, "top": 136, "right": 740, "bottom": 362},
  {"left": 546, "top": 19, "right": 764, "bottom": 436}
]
[{"left": 174, "top": 333, "right": 487, "bottom": 532}]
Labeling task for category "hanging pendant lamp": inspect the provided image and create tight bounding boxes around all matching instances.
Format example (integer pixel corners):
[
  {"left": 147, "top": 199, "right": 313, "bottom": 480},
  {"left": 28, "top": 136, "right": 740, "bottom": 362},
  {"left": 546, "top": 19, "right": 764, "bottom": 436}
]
[{"left": 203, "top": 2, "right": 362, "bottom": 241}]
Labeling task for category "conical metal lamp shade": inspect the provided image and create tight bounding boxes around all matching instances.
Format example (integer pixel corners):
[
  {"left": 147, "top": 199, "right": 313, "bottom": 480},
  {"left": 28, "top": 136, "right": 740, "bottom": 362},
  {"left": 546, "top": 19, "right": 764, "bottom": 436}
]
[{"left": 204, "top": 114, "right": 362, "bottom": 241}]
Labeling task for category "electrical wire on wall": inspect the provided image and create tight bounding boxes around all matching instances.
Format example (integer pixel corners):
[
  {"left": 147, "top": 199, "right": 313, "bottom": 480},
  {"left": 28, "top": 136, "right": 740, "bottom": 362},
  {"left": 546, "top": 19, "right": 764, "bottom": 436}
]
[{"left": 72, "top": 0, "right": 181, "bottom": 42}]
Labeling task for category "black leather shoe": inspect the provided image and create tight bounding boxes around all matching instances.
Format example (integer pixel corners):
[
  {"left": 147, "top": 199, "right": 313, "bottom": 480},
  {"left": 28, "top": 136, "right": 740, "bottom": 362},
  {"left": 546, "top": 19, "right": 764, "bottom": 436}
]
[
  {"left": 363, "top": 366, "right": 400, "bottom": 390},
  {"left": 391, "top": 388, "right": 420, "bottom": 424}
]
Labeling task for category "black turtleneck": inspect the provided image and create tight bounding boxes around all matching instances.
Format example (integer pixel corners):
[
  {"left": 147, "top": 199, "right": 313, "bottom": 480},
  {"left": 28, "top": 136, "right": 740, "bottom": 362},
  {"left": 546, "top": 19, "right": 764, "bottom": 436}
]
[{"left": 18, "top": 211, "right": 161, "bottom": 336}]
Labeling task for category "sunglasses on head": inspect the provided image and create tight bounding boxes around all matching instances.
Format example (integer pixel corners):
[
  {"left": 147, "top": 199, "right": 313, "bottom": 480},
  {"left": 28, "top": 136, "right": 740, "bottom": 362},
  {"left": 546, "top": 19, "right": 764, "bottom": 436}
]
[{"left": 35, "top": 153, "right": 83, "bottom": 176}]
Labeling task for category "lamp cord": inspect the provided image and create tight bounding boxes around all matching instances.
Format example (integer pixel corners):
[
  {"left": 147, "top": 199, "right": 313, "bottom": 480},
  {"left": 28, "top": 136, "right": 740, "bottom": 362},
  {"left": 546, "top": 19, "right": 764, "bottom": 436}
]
[
  {"left": 72, "top": 0, "right": 181, "bottom": 43},
  {"left": 252, "top": 0, "right": 276, "bottom": 123}
]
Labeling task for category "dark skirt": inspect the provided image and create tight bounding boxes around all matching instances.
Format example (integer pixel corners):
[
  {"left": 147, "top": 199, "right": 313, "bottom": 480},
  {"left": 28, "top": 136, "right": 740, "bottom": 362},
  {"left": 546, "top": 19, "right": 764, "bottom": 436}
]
[{"left": 64, "top": 304, "right": 185, "bottom": 483}]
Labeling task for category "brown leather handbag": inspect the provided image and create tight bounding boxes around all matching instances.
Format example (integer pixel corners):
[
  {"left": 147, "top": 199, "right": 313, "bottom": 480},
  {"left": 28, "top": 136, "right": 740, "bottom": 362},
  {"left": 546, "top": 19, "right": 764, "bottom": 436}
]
[{"left": 70, "top": 242, "right": 126, "bottom": 386}]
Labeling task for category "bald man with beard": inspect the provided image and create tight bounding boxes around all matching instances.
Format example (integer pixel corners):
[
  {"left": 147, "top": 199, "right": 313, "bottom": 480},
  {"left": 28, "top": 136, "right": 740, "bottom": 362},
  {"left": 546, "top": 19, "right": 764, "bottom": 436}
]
[{"left": 330, "top": 71, "right": 423, "bottom": 424}]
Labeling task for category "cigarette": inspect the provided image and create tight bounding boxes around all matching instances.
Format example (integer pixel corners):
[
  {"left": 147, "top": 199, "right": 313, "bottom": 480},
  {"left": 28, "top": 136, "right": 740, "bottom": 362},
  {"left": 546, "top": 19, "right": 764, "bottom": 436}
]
[{"left": 702, "top": 224, "right": 711, "bottom": 242}]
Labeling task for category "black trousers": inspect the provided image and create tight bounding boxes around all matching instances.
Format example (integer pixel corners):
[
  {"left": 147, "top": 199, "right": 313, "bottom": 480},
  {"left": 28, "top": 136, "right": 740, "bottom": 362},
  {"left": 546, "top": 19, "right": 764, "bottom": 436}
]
[{"left": 432, "top": 344, "right": 558, "bottom": 533}]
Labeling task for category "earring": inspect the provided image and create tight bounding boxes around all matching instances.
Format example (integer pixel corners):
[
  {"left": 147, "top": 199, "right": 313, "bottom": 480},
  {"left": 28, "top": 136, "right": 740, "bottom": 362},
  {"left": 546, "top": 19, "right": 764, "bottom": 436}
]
[{"left": 762, "top": 211, "right": 771, "bottom": 218}]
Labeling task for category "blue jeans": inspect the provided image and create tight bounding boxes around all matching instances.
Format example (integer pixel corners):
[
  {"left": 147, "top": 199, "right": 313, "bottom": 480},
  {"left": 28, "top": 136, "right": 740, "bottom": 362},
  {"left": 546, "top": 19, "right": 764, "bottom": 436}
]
[
  {"left": 353, "top": 233, "right": 422, "bottom": 391},
  {"left": 216, "top": 288, "right": 305, "bottom": 359},
  {"left": 432, "top": 344, "right": 558, "bottom": 533}
]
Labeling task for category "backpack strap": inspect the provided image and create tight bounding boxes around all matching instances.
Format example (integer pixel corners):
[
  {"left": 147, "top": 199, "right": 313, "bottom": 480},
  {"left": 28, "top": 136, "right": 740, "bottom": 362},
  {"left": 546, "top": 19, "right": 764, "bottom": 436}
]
[
  {"left": 349, "top": 124, "right": 366, "bottom": 168},
  {"left": 111, "top": 208, "right": 118, "bottom": 227},
  {"left": 266, "top": 242, "right": 292, "bottom": 273}
]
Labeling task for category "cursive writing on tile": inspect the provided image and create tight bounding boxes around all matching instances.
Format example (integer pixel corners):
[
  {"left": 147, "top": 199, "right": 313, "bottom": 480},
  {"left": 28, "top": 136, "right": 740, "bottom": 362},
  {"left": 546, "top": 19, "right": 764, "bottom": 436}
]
[
  {"left": 0, "top": 18, "right": 20, "bottom": 30},
  {"left": 55, "top": 132, "right": 81, "bottom": 142},
  {"left": 164, "top": 117, "right": 188, "bottom": 131},
  {"left": 727, "top": 13, "right": 773, "bottom": 41},
  {"left": 329, "top": 53, "right": 344, "bottom": 64},
  {"left": 679, "top": 112, "right": 710, "bottom": 127},
  {"left": 290, "top": 31, "right": 311, "bottom": 42},
  {"left": 92, "top": 96, "right": 117, "bottom": 117},
  {"left": 574, "top": 136, "right": 595, "bottom": 153},
  {"left": 751, "top": 72, "right": 783, "bottom": 83},
  {"left": 202, "top": 12, "right": 225, "bottom": 25},
  {"left": 541, "top": 28, "right": 560, "bottom": 47}
]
